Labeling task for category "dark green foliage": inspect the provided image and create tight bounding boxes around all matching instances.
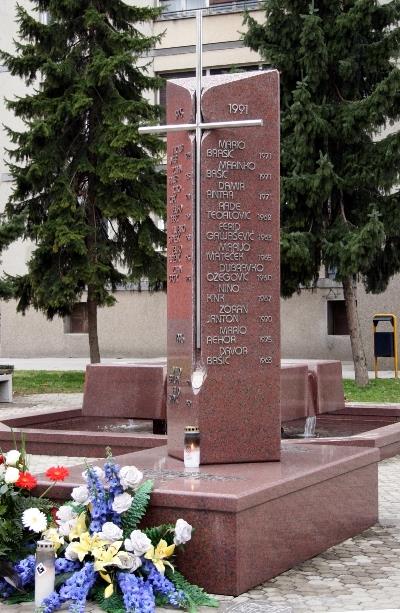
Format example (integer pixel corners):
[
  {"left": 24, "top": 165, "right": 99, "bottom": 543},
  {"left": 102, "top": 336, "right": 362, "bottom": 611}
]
[
  {"left": 166, "top": 569, "right": 219, "bottom": 612},
  {"left": 92, "top": 584, "right": 126, "bottom": 613},
  {"left": 0, "top": 491, "right": 53, "bottom": 561},
  {"left": 144, "top": 523, "right": 174, "bottom": 545},
  {"left": 13, "top": 495, "right": 53, "bottom": 515},
  {"left": 121, "top": 479, "right": 153, "bottom": 537},
  {"left": 0, "top": 518, "right": 23, "bottom": 560},
  {"left": 244, "top": 0, "right": 400, "bottom": 295},
  {"left": 2, "top": 591, "right": 34, "bottom": 605},
  {"left": 0, "top": 0, "right": 166, "bottom": 327}
]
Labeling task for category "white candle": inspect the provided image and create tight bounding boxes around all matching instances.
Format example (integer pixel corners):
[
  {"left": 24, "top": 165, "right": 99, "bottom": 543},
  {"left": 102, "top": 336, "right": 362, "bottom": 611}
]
[
  {"left": 184, "top": 442, "right": 200, "bottom": 468},
  {"left": 35, "top": 540, "right": 55, "bottom": 607},
  {"left": 184, "top": 426, "right": 201, "bottom": 468}
]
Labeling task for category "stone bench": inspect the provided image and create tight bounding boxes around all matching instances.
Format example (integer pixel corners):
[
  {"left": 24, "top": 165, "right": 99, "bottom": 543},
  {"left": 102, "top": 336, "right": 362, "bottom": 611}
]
[
  {"left": 0, "top": 374, "right": 12, "bottom": 403},
  {"left": 282, "top": 359, "right": 344, "bottom": 416},
  {"left": 280, "top": 364, "right": 309, "bottom": 422},
  {"left": 82, "top": 363, "right": 167, "bottom": 434}
]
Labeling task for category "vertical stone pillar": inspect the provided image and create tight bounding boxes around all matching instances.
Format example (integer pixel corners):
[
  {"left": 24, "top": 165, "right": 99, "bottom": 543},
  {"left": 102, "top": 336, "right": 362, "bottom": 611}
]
[{"left": 167, "top": 71, "right": 280, "bottom": 464}]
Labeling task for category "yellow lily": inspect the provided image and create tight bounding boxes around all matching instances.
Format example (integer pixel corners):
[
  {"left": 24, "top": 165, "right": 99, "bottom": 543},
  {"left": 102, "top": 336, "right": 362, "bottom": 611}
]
[
  {"left": 42, "top": 528, "right": 64, "bottom": 552},
  {"left": 68, "top": 512, "right": 87, "bottom": 541},
  {"left": 144, "top": 539, "right": 175, "bottom": 574},
  {"left": 93, "top": 541, "right": 123, "bottom": 573},
  {"left": 68, "top": 532, "right": 107, "bottom": 562},
  {"left": 99, "top": 570, "right": 114, "bottom": 599}
]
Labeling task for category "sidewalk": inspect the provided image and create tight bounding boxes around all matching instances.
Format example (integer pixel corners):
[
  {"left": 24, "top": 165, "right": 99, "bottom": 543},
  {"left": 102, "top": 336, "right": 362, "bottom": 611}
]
[{"left": 0, "top": 356, "right": 167, "bottom": 370}]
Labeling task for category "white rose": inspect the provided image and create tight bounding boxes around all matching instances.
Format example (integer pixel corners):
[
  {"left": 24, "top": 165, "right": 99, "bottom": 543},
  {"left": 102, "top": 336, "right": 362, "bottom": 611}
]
[
  {"left": 124, "top": 530, "right": 152, "bottom": 556},
  {"left": 111, "top": 492, "right": 132, "bottom": 515},
  {"left": 56, "top": 505, "right": 78, "bottom": 523},
  {"left": 82, "top": 466, "right": 104, "bottom": 482},
  {"left": 115, "top": 551, "right": 142, "bottom": 571},
  {"left": 119, "top": 466, "right": 143, "bottom": 490},
  {"left": 65, "top": 543, "right": 79, "bottom": 561},
  {"left": 173, "top": 518, "right": 193, "bottom": 545},
  {"left": 0, "top": 464, "right": 5, "bottom": 478},
  {"left": 71, "top": 485, "right": 90, "bottom": 505},
  {"left": 4, "top": 466, "right": 20, "bottom": 484},
  {"left": 99, "top": 522, "right": 123, "bottom": 543},
  {"left": 57, "top": 519, "right": 77, "bottom": 537},
  {"left": 22, "top": 508, "right": 47, "bottom": 533},
  {"left": 5, "top": 450, "right": 20, "bottom": 466}
]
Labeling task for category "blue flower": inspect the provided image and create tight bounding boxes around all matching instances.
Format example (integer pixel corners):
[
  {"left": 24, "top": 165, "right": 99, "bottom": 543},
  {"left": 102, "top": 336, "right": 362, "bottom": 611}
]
[
  {"left": 85, "top": 467, "right": 108, "bottom": 533},
  {"left": 40, "top": 590, "right": 64, "bottom": 613},
  {"left": 143, "top": 561, "right": 185, "bottom": 608},
  {"left": 55, "top": 558, "right": 80, "bottom": 574},
  {"left": 14, "top": 554, "right": 35, "bottom": 587},
  {"left": 117, "top": 571, "right": 155, "bottom": 613},
  {"left": 104, "top": 459, "right": 123, "bottom": 496},
  {"left": 58, "top": 562, "right": 96, "bottom": 612},
  {"left": 0, "top": 578, "right": 14, "bottom": 598},
  {"left": 104, "top": 459, "right": 124, "bottom": 525}
]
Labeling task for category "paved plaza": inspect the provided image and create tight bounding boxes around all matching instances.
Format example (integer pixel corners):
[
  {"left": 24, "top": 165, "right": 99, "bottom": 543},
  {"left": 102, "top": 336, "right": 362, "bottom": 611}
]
[{"left": 2, "top": 394, "right": 400, "bottom": 612}]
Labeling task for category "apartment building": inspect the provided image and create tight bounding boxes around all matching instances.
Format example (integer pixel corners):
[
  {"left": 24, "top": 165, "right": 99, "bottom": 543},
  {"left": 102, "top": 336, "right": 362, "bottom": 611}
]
[{"left": 0, "top": 0, "right": 398, "bottom": 367}]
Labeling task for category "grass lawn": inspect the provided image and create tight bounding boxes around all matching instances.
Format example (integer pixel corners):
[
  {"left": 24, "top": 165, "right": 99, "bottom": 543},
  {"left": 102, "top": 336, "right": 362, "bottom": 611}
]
[
  {"left": 13, "top": 370, "right": 85, "bottom": 395},
  {"left": 343, "top": 378, "right": 400, "bottom": 403},
  {"left": 10, "top": 370, "right": 400, "bottom": 403}
]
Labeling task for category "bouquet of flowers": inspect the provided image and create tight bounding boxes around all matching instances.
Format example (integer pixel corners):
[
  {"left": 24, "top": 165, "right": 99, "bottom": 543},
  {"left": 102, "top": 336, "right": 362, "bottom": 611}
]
[
  {"left": 0, "top": 450, "right": 218, "bottom": 613},
  {"left": 0, "top": 443, "right": 69, "bottom": 564}
]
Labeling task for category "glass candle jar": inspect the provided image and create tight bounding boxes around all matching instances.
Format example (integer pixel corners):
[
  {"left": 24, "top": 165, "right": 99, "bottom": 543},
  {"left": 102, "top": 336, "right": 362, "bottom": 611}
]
[
  {"left": 35, "top": 540, "right": 55, "bottom": 607},
  {"left": 184, "top": 426, "right": 200, "bottom": 468}
]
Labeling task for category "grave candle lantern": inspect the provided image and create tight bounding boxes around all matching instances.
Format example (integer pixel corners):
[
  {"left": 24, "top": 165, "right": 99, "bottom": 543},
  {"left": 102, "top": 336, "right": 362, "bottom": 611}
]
[
  {"left": 34, "top": 540, "right": 55, "bottom": 608},
  {"left": 184, "top": 426, "right": 200, "bottom": 468}
]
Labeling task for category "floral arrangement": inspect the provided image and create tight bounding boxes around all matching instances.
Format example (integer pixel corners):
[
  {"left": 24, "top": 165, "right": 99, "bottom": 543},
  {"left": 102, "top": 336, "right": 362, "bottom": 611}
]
[
  {"left": 0, "top": 443, "right": 70, "bottom": 564},
  {"left": 0, "top": 451, "right": 218, "bottom": 613}
]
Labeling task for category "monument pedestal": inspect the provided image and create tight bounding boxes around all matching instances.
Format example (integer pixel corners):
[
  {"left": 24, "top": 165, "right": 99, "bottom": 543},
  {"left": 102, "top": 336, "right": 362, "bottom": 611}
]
[{"left": 40, "top": 443, "right": 378, "bottom": 596}]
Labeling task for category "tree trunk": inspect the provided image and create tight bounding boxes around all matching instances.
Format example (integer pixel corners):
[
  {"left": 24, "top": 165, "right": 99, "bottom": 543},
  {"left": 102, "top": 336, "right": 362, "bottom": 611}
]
[
  {"left": 342, "top": 276, "right": 369, "bottom": 387},
  {"left": 87, "top": 284, "right": 100, "bottom": 364}
]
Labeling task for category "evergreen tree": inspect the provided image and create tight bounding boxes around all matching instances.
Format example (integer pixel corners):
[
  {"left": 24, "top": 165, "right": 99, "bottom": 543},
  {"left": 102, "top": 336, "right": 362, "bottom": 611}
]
[
  {"left": 0, "top": 0, "right": 166, "bottom": 363},
  {"left": 244, "top": 0, "right": 400, "bottom": 386}
]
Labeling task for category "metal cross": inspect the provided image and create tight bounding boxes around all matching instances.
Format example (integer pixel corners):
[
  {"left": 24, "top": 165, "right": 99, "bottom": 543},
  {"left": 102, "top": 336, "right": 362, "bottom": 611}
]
[{"left": 139, "top": 9, "right": 263, "bottom": 349}]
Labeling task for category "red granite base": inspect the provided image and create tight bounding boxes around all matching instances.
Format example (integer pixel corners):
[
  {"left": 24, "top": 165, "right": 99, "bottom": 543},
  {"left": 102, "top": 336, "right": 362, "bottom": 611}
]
[
  {"left": 0, "top": 408, "right": 166, "bottom": 457},
  {"left": 83, "top": 364, "right": 166, "bottom": 420},
  {"left": 36, "top": 443, "right": 378, "bottom": 596}
]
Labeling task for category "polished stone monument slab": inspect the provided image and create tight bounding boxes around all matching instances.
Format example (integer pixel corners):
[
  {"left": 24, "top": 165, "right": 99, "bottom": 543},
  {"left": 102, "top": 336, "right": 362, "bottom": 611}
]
[
  {"left": 83, "top": 364, "right": 167, "bottom": 430},
  {"left": 38, "top": 443, "right": 378, "bottom": 596},
  {"left": 166, "top": 71, "right": 281, "bottom": 464}
]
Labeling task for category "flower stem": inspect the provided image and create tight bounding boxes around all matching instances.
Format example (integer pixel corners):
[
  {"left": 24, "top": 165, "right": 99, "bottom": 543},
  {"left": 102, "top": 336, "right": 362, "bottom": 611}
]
[{"left": 39, "top": 483, "right": 54, "bottom": 499}]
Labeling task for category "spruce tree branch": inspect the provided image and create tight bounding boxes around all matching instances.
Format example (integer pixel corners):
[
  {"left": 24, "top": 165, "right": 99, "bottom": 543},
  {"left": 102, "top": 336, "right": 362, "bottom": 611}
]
[{"left": 334, "top": 83, "right": 349, "bottom": 103}]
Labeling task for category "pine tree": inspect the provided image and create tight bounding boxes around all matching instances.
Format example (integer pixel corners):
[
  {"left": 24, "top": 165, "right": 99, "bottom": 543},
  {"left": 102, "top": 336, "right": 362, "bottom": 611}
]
[
  {"left": 0, "top": 0, "right": 166, "bottom": 363},
  {"left": 244, "top": 0, "right": 400, "bottom": 386}
]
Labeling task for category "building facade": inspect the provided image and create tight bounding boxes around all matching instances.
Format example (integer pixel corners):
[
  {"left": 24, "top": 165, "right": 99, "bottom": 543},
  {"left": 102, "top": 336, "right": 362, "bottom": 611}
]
[{"left": 0, "top": 0, "right": 398, "bottom": 367}]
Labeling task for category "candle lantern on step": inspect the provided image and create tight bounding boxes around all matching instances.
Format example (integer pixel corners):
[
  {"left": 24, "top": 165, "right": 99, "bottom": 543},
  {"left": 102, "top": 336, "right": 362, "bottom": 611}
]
[
  {"left": 184, "top": 426, "right": 200, "bottom": 468},
  {"left": 35, "top": 540, "right": 55, "bottom": 608}
]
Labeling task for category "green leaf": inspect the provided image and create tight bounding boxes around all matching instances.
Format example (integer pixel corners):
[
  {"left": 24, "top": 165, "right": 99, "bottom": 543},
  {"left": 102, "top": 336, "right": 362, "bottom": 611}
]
[
  {"left": 92, "top": 584, "right": 126, "bottom": 613},
  {"left": 143, "top": 523, "right": 174, "bottom": 546},
  {"left": 121, "top": 480, "right": 153, "bottom": 537},
  {"left": 54, "top": 571, "right": 74, "bottom": 588},
  {"left": 2, "top": 591, "right": 34, "bottom": 604},
  {"left": 166, "top": 569, "right": 219, "bottom": 613}
]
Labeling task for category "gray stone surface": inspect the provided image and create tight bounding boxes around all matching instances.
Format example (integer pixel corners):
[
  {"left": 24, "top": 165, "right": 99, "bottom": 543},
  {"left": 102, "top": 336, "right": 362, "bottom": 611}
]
[{"left": 224, "top": 604, "right": 292, "bottom": 613}]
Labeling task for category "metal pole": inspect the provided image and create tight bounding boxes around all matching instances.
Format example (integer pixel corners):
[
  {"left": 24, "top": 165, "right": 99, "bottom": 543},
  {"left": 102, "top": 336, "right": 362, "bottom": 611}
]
[{"left": 195, "top": 9, "right": 203, "bottom": 350}]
